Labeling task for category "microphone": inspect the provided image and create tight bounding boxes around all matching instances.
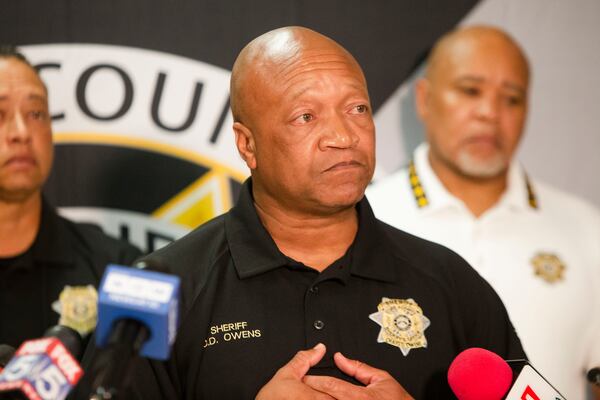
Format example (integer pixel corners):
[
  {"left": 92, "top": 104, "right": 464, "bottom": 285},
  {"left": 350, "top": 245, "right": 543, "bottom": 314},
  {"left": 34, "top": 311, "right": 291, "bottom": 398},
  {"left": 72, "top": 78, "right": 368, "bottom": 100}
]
[
  {"left": 0, "top": 346, "right": 16, "bottom": 373},
  {"left": 448, "top": 347, "right": 566, "bottom": 400},
  {"left": 587, "top": 368, "right": 600, "bottom": 387},
  {"left": 89, "top": 261, "right": 180, "bottom": 399},
  {"left": 0, "top": 326, "right": 83, "bottom": 400},
  {"left": 447, "top": 348, "right": 512, "bottom": 400}
]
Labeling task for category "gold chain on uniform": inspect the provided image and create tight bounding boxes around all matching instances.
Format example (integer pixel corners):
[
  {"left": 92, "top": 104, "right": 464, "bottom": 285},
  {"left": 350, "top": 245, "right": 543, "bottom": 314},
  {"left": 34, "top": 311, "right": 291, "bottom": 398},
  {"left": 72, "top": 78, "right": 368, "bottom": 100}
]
[
  {"left": 524, "top": 174, "right": 538, "bottom": 209},
  {"left": 408, "top": 160, "right": 429, "bottom": 208},
  {"left": 408, "top": 160, "right": 538, "bottom": 209}
]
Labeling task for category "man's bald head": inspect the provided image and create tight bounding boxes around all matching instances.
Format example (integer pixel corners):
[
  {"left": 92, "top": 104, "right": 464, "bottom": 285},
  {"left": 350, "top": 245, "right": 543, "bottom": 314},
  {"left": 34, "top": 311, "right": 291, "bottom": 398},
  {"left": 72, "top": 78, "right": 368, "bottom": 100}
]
[
  {"left": 415, "top": 25, "right": 530, "bottom": 181},
  {"left": 229, "top": 26, "right": 375, "bottom": 216},
  {"left": 230, "top": 26, "right": 364, "bottom": 125},
  {"left": 425, "top": 25, "right": 530, "bottom": 85}
]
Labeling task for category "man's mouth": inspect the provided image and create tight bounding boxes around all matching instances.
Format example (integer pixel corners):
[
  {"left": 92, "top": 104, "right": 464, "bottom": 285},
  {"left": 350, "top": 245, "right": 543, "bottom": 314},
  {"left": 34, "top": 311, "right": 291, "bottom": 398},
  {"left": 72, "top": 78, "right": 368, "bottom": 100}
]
[
  {"left": 324, "top": 160, "right": 362, "bottom": 172},
  {"left": 4, "top": 155, "right": 37, "bottom": 168}
]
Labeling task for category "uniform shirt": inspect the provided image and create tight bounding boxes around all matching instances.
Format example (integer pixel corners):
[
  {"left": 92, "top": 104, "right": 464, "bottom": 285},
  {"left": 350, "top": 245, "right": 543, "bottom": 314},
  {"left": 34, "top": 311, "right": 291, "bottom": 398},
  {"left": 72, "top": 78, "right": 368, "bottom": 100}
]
[
  {"left": 0, "top": 198, "right": 142, "bottom": 350},
  {"left": 367, "top": 143, "right": 600, "bottom": 399},
  {"left": 103, "top": 179, "right": 525, "bottom": 400}
]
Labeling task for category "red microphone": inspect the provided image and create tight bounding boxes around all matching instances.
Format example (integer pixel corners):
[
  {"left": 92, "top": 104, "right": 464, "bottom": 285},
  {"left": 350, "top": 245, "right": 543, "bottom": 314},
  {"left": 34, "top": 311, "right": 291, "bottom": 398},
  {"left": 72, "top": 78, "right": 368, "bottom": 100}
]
[
  {"left": 448, "top": 347, "right": 566, "bottom": 400},
  {"left": 447, "top": 347, "right": 513, "bottom": 400}
]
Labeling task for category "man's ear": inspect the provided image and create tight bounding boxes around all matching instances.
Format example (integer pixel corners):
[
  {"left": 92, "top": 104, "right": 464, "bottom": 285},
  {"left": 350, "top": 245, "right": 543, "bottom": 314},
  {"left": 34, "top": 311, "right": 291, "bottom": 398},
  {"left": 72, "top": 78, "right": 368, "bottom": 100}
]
[
  {"left": 233, "top": 122, "right": 257, "bottom": 170},
  {"left": 414, "top": 77, "right": 430, "bottom": 121}
]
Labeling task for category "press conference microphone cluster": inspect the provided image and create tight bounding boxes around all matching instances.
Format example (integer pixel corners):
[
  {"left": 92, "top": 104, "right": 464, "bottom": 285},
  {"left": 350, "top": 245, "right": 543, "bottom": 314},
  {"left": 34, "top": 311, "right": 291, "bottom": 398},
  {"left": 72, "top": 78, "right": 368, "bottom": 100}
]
[
  {"left": 88, "top": 261, "right": 180, "bottom": 399},
  {"left": 448, "top": 347, "right": 565, "bottom": 400},
  {"left": 0, "top": 326, "right": 83, "bottom": 400}
]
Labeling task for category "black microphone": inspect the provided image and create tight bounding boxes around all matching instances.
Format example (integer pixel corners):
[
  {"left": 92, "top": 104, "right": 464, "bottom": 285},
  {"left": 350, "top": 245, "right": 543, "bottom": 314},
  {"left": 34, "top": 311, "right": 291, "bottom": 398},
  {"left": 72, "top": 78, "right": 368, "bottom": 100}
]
[
  {"left": 43, "top": 326, "right": 83, "bottom": 360},
  {"left": 0, "top": 345, "right": 15, "bottom": 372},
  {"left": 588, "top": 368, "right": 600, "bottom": 387},
  {"left": 0, "top": 326, "right": 83, "bottom": 400},
  {"left": 88, "top": 259, "right": 180, "bottom": 399}
]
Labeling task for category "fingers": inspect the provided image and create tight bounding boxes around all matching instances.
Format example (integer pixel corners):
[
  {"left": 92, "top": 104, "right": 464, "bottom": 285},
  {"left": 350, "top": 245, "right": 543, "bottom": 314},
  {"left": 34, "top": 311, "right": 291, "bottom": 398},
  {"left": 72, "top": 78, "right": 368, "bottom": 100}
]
[
  {"left": 304, "top": 375, "right": 355, "bottom": 399},
  {"left": 333, "top": 352, "right": 392, "bottom": 386},
  {"left": 256, "top": 344, "right": 332, "bottom": 400},
  {"left": 278, "top": 343, "right": 327, "bottom": 380},
  {"left": 305, "top": 356, "right": 414, "bottom": 400}
]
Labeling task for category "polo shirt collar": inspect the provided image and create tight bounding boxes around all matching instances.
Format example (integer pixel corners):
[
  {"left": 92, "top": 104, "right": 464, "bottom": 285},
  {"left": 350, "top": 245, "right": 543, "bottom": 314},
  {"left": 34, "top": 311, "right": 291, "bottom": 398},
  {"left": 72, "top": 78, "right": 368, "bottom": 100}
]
[
  {"left": 225, "top": 180, "right": 290, "bottom": 279},
  {"left": 226, "top": 179, "right": 397, "bottom": 283},
  {"left": 412, "top": 143, "right": 537, "bottom": 214},
  {"left": 5, "top": 198, "right": 74, "bottom": 272},
  {"left": 495, "top": 161, "right": 538, "bottom": 212},
  {"left": 412, "top": 143, "right": 464, "bottom": 214},
  {"left": 31, "top": 198, "right": 75, "bottom": 266},
  {"left": 349, "top": 198, "right": 399, "bottom": 283}
]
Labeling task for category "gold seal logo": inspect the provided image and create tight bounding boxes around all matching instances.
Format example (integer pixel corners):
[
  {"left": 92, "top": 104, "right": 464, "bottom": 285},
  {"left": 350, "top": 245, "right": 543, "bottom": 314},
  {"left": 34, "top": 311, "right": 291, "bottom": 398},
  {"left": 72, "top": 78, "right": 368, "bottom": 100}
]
[
  {"left": 369, "top": 297, "right": 430, "bottom": 356},
  {"left": 531, "top": 253, "right": 566, "bottom": 283},
  {"left": 52, "top": 285, "right": 98, "bottom": 336}
]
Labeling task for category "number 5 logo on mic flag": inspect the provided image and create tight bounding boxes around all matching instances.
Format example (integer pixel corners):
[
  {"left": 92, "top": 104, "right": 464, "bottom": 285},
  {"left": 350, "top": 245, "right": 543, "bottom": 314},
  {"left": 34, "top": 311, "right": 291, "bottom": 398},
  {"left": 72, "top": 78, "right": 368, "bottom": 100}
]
[{"left": 0, "top": 337, "right": 83, "bottom": 400}]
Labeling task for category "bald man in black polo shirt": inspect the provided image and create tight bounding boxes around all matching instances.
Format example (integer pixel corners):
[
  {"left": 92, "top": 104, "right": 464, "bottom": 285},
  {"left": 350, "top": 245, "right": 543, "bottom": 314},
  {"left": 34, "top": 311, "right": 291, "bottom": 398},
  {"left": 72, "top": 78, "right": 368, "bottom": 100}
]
[{"left": 97, "top": 27, "right": 525, "bottom": 399}]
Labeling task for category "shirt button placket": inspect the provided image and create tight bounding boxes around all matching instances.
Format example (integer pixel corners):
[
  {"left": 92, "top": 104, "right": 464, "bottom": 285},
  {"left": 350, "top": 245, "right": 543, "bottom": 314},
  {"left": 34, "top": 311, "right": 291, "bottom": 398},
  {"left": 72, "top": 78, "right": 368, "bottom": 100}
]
[
  {"left": 305, "top": 283, "right": 325, "bottom": 346},
  {"left": 309, "top": 286, "right": 323, "bottom": 330}
]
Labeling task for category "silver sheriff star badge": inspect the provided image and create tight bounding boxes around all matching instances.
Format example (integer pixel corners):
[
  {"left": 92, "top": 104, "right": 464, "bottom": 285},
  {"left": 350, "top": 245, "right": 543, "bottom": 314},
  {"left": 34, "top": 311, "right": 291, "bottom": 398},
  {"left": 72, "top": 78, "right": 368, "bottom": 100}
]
[{"left": 369, "top": 297, "right": 430, "bottom": 356}]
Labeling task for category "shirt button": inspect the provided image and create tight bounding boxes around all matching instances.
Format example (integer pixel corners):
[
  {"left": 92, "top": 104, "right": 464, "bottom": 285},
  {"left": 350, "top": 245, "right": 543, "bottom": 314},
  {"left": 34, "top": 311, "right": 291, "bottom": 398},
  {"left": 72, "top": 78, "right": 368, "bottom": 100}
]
[
  {"left": 313, "top": 320, "right": 325, "bottom": 330},
  {"left": 309, "top": 286, "right": 319, "bottom": 294}
]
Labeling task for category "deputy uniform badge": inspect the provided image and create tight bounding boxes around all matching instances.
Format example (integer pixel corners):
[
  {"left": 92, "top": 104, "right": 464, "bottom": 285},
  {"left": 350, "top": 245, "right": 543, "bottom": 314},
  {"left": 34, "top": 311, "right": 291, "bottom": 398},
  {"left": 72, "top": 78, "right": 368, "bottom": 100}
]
[
  {"left": 51, "top": 285, "right": 98, "bottom": 336},
  {"left": 530, "top": 253, "right": 566, "bottom": 283},
  {"left": 369, "top": 297, "right": 430, "bottom": 356}
]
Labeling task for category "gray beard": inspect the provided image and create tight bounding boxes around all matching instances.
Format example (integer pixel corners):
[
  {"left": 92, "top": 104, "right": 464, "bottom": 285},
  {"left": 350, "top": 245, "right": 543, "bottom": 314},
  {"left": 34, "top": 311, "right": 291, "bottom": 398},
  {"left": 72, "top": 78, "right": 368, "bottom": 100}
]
[{"left": 456, "top": 150, "right": 507, "bottom": 178}]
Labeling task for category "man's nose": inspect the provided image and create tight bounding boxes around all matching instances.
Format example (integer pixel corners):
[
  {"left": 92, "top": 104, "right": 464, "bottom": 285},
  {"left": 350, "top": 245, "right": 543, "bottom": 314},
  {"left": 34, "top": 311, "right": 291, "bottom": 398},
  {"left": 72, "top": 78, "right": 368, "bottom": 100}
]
[
  {"left": 475, "top": 93, "right": 500, "bottom": 122},
  {"left": 4, "top": 112, "right": 30, "bottom": 143},
  {"left": 318, "top": 113, "right": 359, "bottom": 150}
]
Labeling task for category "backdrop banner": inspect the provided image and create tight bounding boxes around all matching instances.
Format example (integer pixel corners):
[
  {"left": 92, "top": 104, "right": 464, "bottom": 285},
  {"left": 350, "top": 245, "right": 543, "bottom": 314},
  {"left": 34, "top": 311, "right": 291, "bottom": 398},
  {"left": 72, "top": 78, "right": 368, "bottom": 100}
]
[{"left": 2, "top": 0, "right": 598, "bottom": 251}]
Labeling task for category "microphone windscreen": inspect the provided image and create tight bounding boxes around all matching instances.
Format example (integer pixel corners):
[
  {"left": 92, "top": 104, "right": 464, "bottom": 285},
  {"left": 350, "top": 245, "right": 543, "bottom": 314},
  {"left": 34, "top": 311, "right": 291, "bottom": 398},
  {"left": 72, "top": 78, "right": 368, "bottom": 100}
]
[
  {"left": 0, "top": 344, "right": 15, "bottom": 368},
  {"left": 447, "top": 347, "right": 513, "bottom": 400},
  {"left": 44, "top": 325, "right": 83, "bottom": 359},
  {"left": 588, "top": 367, "right": 600, "bottom": 385}
]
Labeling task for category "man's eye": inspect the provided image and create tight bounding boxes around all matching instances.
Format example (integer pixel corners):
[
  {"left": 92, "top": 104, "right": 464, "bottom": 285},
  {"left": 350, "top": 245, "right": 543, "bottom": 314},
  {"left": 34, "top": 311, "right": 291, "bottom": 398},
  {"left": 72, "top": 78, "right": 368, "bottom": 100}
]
[
  {"left": 505, "top": 95, "right": 523, "bottom": 106},
  {"left": 460, "top": 86, "right": 480, "bottom": 96},
  {"left": 349, "top": 104, "right": 368, "bottom": 115},
  {"left": 29, "top": 110, "right": 46, "bottom": 120},
  {"left": 295, "top": 113, "right": 314, "bottom": 124}
]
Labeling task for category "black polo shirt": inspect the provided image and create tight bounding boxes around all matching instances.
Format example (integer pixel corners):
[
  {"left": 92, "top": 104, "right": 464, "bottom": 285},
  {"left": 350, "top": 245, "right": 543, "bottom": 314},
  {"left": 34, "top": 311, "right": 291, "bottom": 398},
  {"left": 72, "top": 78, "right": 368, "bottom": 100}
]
[
  {"left": 0, "top": 199, "right": 142, "bottom": 350},
  {"left": 114, "top": 179, "right": 524, "bottom": 399}
]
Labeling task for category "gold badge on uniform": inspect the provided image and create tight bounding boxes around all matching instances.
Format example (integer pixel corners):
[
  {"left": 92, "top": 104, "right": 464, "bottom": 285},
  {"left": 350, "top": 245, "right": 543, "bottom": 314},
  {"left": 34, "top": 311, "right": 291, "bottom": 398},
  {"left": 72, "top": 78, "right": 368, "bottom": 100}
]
[
  {"left": 51, "top": 285, "right": 98, "bottom": 336},
  {"left": 369, "top": 297, "right": 430, "bottom": 356},
  {"left": 530, "top": 253, "right": 566, "bottom": 283}
]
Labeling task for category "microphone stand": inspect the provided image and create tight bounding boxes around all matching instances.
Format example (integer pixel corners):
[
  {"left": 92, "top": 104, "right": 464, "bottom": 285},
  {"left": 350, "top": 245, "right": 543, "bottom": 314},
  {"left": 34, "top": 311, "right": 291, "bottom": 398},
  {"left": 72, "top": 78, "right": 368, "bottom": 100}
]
[{"left": 90, "top": 319, "right": 149, "bottom": 400}]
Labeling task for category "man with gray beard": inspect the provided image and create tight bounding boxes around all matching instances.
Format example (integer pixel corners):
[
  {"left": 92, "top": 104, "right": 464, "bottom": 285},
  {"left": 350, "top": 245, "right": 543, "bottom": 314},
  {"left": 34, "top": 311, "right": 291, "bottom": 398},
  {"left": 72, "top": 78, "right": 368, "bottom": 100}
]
[{"left": 367, "top": 25, "right": 600, "bottom": 399}]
